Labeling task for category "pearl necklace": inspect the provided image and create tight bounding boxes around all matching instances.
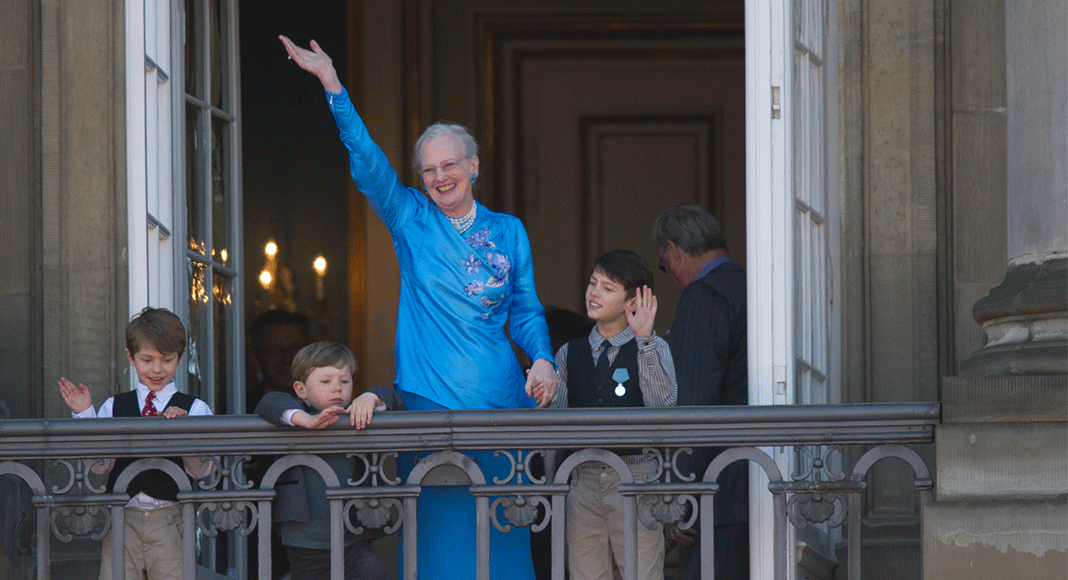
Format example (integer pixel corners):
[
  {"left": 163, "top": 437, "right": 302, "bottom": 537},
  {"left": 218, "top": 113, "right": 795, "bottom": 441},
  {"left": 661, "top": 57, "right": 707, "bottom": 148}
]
[{"left": 447, "top": 202, "right": 477, "bottom": 233}]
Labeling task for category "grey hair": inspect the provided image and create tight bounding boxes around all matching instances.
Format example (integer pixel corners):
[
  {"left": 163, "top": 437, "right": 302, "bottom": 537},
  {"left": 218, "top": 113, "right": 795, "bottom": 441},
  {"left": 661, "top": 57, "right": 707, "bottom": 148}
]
[
  {"left": 653, "top": 204, "right": 727, "bottom": 256},
  {"left": 412, "top": 122, "right": 479, "bottom": 172}
]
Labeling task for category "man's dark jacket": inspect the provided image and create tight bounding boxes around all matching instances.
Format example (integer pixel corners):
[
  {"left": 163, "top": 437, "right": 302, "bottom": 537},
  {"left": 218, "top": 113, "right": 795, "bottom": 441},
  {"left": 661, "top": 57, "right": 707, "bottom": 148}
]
[{"left": 666, "top": 260, "right": 748, "bottom": 527}]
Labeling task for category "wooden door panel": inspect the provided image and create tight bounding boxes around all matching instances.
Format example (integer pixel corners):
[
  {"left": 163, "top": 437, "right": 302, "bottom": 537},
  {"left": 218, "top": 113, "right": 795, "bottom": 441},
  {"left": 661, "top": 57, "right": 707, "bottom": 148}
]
[
  {"left": 580, "top": 119, "right": 715, "bottom": 321},
  {"left": 513, "top": 58, "right": 743, "bottom": 331}
]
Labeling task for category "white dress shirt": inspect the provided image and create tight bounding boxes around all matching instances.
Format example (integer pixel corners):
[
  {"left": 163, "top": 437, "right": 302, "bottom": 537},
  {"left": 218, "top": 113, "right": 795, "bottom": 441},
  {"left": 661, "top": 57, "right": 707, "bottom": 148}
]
[{"left": 73, "top": 382, "right": 214, "bottom": 508}]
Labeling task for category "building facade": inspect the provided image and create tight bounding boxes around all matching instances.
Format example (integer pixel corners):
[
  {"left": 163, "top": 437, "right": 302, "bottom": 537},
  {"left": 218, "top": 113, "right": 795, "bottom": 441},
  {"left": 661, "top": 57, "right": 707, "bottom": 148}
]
[{"left": 1, "top": 0, "right": 1064, "bottom": 578}]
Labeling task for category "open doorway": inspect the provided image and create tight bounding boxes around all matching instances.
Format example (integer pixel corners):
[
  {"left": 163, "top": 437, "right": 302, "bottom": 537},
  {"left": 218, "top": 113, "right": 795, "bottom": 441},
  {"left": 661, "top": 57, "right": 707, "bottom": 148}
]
[{"left": 240, "top": 1, "right": 353, "bottom": 398}]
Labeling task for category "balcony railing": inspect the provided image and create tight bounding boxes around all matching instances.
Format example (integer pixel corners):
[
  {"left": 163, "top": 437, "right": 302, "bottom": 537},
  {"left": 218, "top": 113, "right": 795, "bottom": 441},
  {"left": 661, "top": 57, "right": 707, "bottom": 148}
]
[{"left": 0, "top": 402, "right": 939, "bottom": 580}]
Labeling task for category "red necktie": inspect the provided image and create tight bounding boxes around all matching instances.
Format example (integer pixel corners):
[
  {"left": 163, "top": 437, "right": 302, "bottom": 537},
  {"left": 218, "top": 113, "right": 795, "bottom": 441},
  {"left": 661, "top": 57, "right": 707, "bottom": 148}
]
[{"left": 142, "top": 391, "right": 159, "bottom": 417}]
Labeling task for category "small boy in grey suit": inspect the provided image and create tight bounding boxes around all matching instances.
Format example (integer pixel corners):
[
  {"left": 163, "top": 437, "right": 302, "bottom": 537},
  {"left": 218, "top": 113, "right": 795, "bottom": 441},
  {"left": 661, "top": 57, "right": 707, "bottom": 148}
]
[{"left": 256, "top": 341, "right": 404, "bottom": 580}]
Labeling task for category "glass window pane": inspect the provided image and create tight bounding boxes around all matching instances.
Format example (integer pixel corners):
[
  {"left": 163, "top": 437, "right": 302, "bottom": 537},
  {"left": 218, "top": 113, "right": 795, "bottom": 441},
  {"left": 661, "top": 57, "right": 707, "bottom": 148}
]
[
  {"left": 213, "top": 272, "right": 232, "bottom": 413},
  {"left": 794, "top": 210, "right": 803, "bottom": 355},
  {"left": 211, "top": 115, "right": 231, "bottom": 266},
  {"left": 209, "top": 0, "right": 230, "bottom": 110},
  {"left": 187, "top": 257, "right": 211, "bottom": 401},
  {"left": 146, "top": 69, "right": 160, "bottom": 219},
  {"left": 187, "top": 103, "right": 206, "bottom": 256},
  {"left": 184, "top": 0, "right": 202, "bottom": 100}
]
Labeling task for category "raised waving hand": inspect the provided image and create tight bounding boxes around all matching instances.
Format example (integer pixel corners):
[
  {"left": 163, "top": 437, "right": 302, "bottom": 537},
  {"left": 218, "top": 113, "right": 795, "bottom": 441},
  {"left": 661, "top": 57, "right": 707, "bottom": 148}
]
[
  {"left": 626, "top": 285, "right": 657, "bottom": 338},
  {"left": 279, "top": 35, "right": 343, "bottom": 93}
]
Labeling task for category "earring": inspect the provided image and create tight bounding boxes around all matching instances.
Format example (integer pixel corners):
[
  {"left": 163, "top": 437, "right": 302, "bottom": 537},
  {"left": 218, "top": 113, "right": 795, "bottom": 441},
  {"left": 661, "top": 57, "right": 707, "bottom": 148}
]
[{"left": 471, "top": 173, "right": 477, "bottom": 182}]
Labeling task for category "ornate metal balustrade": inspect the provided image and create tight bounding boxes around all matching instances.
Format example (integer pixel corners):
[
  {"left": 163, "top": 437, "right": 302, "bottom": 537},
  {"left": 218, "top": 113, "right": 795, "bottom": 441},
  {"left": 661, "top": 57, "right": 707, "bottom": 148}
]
[{"left": 0, "top": 402, "right": 938, "bottom": 580}]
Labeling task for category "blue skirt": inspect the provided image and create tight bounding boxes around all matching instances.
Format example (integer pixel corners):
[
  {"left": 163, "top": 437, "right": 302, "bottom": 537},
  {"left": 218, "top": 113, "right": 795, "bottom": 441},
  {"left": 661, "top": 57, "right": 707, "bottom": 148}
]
[{"left": 396, "top": 389, "right": 535, "bottom": 580}]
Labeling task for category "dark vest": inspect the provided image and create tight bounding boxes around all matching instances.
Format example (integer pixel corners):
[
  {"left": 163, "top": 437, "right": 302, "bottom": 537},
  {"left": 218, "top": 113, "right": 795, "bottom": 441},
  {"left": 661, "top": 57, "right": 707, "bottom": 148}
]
[
  {"left": 566, "top": 337, "right": 644, "bottom": 408},
  {"left": 107, "top": 390, "right": 196, "bottom": 502},
  {"left": 566, "top": 337, "right": 644, "bottom": 458}
]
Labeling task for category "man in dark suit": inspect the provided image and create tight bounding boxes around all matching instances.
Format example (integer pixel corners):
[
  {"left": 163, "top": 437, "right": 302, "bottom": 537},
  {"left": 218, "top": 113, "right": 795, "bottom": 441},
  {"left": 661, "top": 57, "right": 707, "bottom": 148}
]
[{"left": 654, "top": 204, "right": 748, "bottom": 580}]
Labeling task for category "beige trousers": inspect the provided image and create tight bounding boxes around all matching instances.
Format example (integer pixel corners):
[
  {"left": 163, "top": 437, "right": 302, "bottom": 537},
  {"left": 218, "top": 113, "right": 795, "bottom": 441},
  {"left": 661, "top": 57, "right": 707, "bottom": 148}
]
[
  {"left": 566, "top": 461, "right": 665, "bottom": 580},
  {"left": 98, "top": 505, "right": 183, "bottom": 580}
]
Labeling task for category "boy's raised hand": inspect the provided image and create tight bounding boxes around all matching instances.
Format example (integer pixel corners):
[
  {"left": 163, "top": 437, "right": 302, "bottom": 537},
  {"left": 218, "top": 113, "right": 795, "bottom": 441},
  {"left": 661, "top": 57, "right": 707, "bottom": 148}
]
[
  {"left": 347, "top": 392, "right": 382, "bottom": 430},
  {"left": 58, "top": 377, "right": 93, "bottom": 414},
  {"left": 291, "top": 406, "right": 345, "bottom": 430},
  {"left": 626, "top": 285, "right": 658, "bottom": 338}
]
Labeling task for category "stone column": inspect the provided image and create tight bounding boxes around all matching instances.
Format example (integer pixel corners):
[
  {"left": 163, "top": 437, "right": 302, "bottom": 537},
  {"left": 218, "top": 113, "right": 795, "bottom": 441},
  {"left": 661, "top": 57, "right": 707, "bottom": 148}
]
[
  {"left": 961, "top": 0, "right": 1068, "bottom": 376},
  {"left": 926, "top": 4, "right": 1068, "bottom": 577}
]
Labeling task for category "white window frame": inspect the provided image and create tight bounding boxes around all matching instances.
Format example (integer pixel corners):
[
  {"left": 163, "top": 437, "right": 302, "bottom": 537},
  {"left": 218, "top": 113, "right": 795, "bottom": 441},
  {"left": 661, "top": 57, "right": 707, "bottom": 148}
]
[
  {"left": 125, "top": 0, "right": 244, "bottom": 410},
  {"left": 746, "top": 0, "right": 840, "bottom": 576},
  {"left": 125, "top": 0, "right": 180, "bottom": 379},
  {"left": 127, "top": 0, "right": 245, "bottom": 574}
]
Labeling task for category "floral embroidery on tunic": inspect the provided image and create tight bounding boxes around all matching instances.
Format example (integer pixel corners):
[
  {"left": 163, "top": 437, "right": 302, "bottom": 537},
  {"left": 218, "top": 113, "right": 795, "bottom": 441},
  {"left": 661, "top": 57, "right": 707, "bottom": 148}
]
[
  {"left": 464, "top": 280, "right": 484, "bottom": 297},
  {"left": 480, "top": 293, "right": 505, "bottom": 318},
  {"left": 467, "top": 228, "right": 495, "bottom": 249},
  {"left": 459, "top": 227, "right": 510, "bottom": 316},
  {"left": 462, "top": 253, "right": 482, "bottom": 274},
  {"left": 484, "top": 250, "right": 511, "bottom": 288}
]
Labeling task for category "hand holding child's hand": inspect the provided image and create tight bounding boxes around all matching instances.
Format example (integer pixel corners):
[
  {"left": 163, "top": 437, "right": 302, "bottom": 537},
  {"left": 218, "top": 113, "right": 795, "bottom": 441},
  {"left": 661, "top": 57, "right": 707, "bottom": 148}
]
[
  {"left": 626, "top": 286, "right": 657, "bottom": 338},
  {"left": 664, "top": 522, "right": 698, "bottom": 549},
  {"left": 525, "top": 358, "right": 559, "bottom": 408},
  {"left": 58, "top": 377, "right": 93, "bottom": 414},
  {"left": 291, "top": 406, "right": 345, "bottom": 430},
  {"left": 162, "top": 406, "right": 188, "bottom": 419},
  {"left": 347, "top": 392, "right": 382, "bottom": 429}
]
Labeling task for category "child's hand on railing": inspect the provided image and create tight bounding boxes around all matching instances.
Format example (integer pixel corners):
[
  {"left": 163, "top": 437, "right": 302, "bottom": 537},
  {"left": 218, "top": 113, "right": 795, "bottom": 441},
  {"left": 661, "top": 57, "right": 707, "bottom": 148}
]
[{"left": 347, "top": 392, "right": 382, "bottom": 430}]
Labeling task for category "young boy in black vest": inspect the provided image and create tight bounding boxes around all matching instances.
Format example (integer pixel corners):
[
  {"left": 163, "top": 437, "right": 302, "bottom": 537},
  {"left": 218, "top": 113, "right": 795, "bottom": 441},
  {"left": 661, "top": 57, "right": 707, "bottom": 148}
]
[
  {"left": 544, "top": 249, "right": 677, "bottom": 580},
  {"left": 59, "top": 306, "right": 213, "bottom": 580}
]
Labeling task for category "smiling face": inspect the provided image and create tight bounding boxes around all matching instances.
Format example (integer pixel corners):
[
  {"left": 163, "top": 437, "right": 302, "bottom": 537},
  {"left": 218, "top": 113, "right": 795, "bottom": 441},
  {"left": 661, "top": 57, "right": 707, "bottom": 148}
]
[
  {"left": 419, "top": 134, "right": 479, "bottom": 218},
  {"left": 585, "top": 268, "right": 636, "bottom": 328},
  {"left": 293, "top": 364, "right": 354, "bottom": 412},
  {"left": 126, "top": 346, "right": 182, "bottom": 392}
]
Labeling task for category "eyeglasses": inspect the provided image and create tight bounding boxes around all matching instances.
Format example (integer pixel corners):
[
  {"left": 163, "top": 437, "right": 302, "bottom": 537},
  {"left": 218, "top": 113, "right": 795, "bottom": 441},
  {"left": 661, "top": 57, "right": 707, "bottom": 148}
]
[
  {"left": 421, "top": 158, "right": 469, "bottom": 181},
  {"left": 658, "top": 255, "right": 667, "bottom": 273}
]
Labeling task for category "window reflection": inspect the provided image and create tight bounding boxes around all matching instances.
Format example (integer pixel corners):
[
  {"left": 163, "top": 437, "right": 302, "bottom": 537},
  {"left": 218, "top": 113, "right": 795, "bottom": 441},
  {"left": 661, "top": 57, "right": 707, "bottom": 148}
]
[
  {"left": 213, "top": 272, "right": 230, "bottom": 413},
  {"left": 211, "top": 115, "right": 231, "bottom": 263},
  {"left": 187, "top": 258, "right": 209, "bottom": 401},
  {"left": 186, "top": 104, "right": 205, "bottom": 255},
  {"left": 184, "top": 0, "right": 200, "bottom": 100}
]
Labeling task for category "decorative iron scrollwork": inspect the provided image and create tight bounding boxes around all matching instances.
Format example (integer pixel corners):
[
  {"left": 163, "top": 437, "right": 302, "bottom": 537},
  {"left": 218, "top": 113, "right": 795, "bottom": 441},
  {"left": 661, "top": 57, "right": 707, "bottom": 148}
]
[
  {"left": 785, "top": 445, "right": 849, "bottom": 529},
  {"left": 490, "top": 494, "right": 551, "bottom": 533},
  {"left": 199, "top": 455, "right": 254, "bottom": 491},
  {"left": 491, "top": 449, "right": 547, "bottom": 485},
  {"left": 50, "top": 505, "right": 110, "bottom": 542},
  {"left": 197, "top": 500, "right": 257, "bottom": 537},
  {"left": 787, "top": 491, "right": 847, "bottom": 529},
  {"left": 347, "top": 452, "right": 401, "bottom": 487},
  {"left": 344, "top": 497, "right": 403, "bottom": 535},
  {"left": 638, "top": 492, "right": 693, "bottom": 531},
  {"left": 653, "top": 447, "right": 695, "bottom": 482},
  {"left": 485, "top": 449, "right": 552, "bottom": 532},
  {"left": 51, "top": 458, "right": 107, "bottom": 495},
  {"left": 793, "top": 445, "right": 845, "bottom": 482}
]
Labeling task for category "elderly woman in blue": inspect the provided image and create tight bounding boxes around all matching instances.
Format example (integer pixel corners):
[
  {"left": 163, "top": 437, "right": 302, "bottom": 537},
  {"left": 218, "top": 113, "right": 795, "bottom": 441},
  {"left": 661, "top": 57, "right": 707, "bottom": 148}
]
[{"left": 281, "top": 36, "right": 559, "bottom": 579}]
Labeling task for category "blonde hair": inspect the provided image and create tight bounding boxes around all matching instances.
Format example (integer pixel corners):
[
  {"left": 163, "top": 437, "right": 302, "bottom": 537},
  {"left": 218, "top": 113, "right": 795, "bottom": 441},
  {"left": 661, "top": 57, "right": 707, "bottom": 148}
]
[{"left": 291, "top": 341, "right": 357, "bottom": 383}]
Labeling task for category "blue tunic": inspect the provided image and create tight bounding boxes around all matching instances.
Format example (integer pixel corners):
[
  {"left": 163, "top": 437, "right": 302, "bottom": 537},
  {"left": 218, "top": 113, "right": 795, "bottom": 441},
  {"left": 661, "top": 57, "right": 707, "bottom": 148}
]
[
  {"left": 327, "top": 88, "right": 554, "bottom": 410},
  {"left": 327, "top": 88, "right": 553, "bottom": 579}
]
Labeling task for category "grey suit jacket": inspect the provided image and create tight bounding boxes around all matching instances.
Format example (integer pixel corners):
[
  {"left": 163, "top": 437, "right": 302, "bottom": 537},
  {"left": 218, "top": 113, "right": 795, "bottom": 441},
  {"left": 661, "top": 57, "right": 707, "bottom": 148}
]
[{"left": 255, "top": 386, "right": 405, "bottom": 525}]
